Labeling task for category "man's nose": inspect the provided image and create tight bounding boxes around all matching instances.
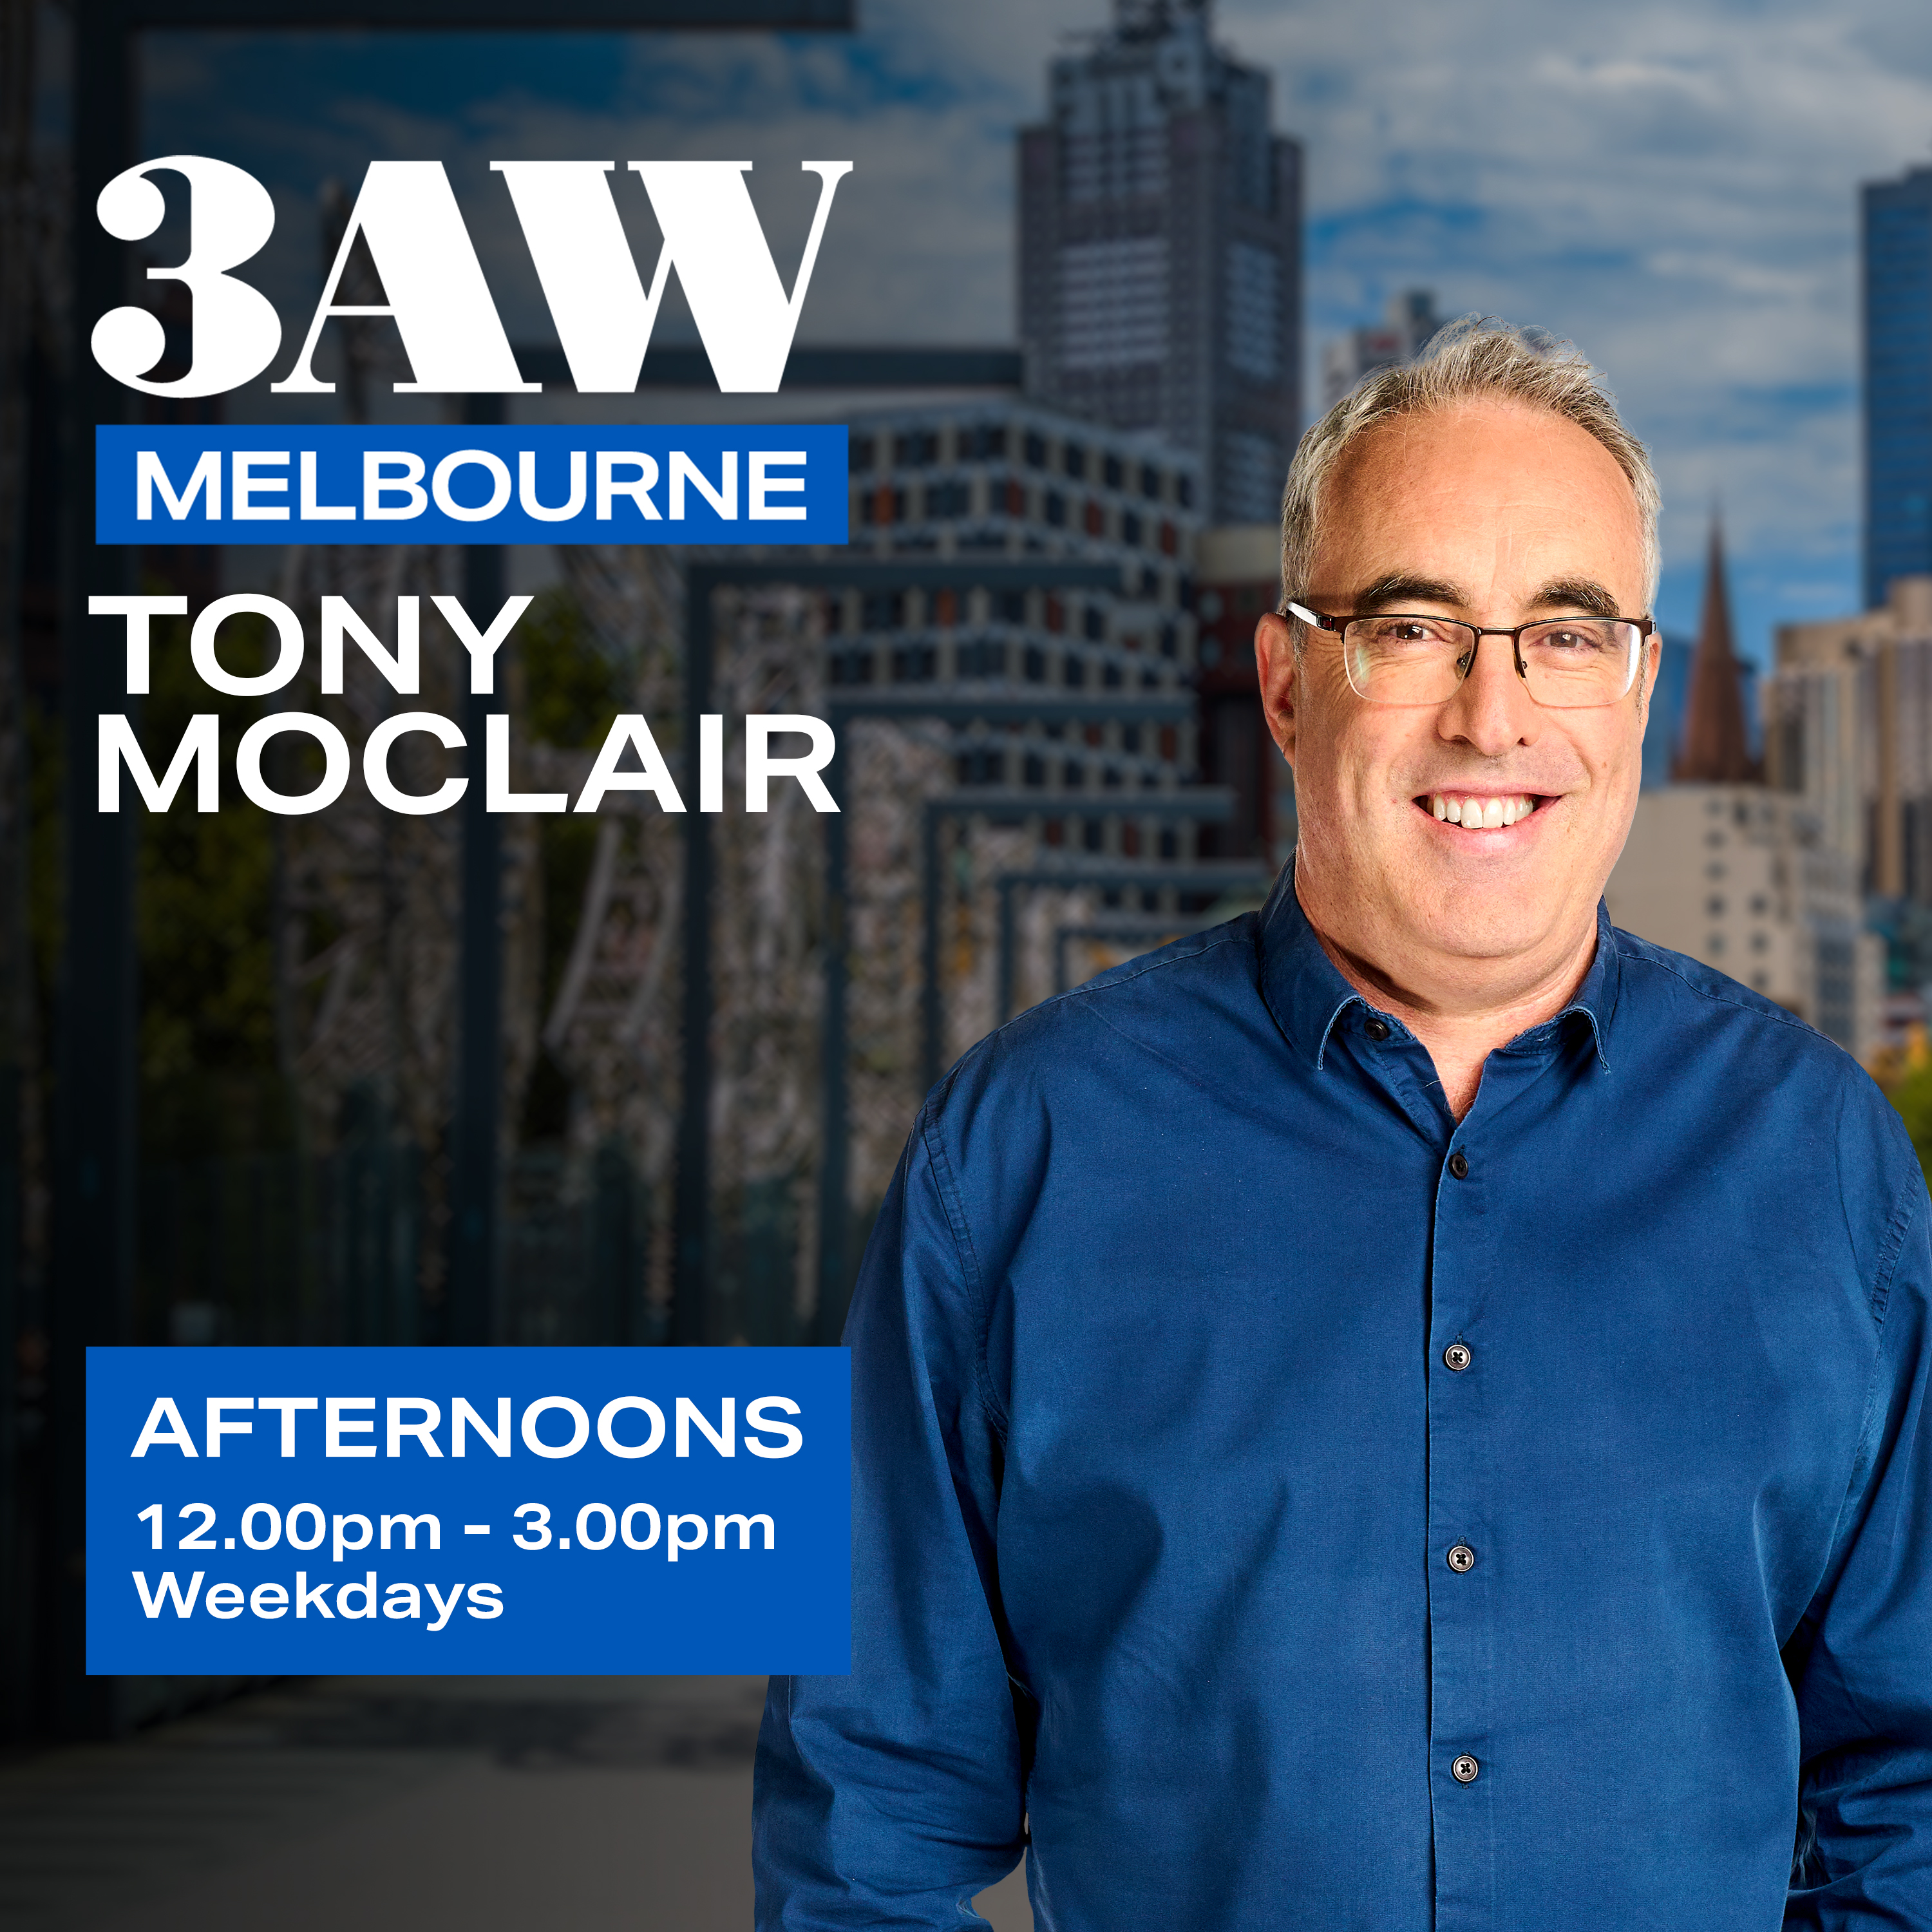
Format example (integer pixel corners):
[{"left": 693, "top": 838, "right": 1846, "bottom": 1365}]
[{"left": 1437, "top": 631, "right": 1539, "bottom": 755}]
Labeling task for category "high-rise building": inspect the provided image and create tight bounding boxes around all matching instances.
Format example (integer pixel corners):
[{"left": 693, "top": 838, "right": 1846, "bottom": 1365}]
[
  {"left": 1018, "top": 0, "right": 1302, "bottom": 524},
  {"left": 1320, "top": 289, "right": 1446, "bottom": 411},
  {"left": 1766, "top": 573, "right": 1932, "bottom": 902},
  {"left": 1863, "top": 165, "right": 1932, "bottom": 610},
  {"left": 1607, "top": 524, "right": 1882, "bottom": 1057}
]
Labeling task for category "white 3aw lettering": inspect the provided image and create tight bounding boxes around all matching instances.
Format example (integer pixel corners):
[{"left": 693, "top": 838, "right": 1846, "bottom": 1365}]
[{"left": 90, "top": 156, "right": 854, "bottom": 400}]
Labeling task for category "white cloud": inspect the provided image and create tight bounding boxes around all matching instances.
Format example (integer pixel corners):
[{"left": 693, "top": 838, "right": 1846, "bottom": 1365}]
[{"left": 138, "top": 0, "right": 1932, "bottom": 649}]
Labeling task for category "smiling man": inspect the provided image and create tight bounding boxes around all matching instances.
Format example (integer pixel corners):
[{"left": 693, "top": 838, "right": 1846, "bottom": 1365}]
[{"left": 755, "top": 322, "right": 1932, "bottom": 1929}]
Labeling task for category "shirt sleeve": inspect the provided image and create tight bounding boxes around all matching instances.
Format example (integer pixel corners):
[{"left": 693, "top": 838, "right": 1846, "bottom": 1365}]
[
  {"left": 1785, "top": 1182, "right": 1932, "bottom": 1928},
  {"left": 753, "top": 1109, "right": 1028, "bottom": 1929}
]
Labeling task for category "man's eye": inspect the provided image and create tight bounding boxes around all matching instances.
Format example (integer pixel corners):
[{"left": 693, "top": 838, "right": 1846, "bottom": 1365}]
[{"left": 1367, "top": 619, "right": 1452, "bottom": 645}]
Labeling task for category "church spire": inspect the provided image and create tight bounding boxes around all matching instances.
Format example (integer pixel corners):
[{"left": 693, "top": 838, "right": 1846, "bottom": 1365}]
[{"left": 1672, "top": 513, "right": 1758, "bottom": 784}]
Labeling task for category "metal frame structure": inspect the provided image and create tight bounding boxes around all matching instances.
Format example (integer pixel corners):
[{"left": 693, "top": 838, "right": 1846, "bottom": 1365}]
[
  {"left": 47, "top": 0, "right": 852, "bottom": 1743},
  {"left": 1054, "top": 918, "right": 1198, "bottom": 996},
  {"left": 995, "top": 861, "right": 1275, "bottom": 1024},
  {"left": 674, "top": 558, "right": 1211, "bottom": 1348},
  {"left": 915, "top": 785, "right": 1231, "bottom": 1090}
]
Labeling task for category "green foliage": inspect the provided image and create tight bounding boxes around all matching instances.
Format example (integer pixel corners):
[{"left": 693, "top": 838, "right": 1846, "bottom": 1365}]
[
  {"left": 520, "top": 583, "right": 625, "bottom": 751},
  {"left": 1886, "top": 1055, "right": 1932, "bottom": 1195}
]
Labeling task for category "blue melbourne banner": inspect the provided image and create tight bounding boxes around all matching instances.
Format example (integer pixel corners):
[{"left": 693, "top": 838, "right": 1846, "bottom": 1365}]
[
  {"left": 95, "top": 424, "right": 848, "bottom": 545},
  {"left": 87, "top": 1347, "right": 850, "bottom": 1674}
]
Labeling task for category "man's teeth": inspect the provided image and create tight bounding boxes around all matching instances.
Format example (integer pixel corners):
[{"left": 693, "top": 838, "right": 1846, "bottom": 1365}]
[{"left": 1429, "top": 794, "right": 1537, "bottom": 828}]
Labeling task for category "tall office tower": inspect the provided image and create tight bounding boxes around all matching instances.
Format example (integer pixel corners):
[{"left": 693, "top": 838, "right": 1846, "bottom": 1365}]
[
  {"left": 1018, "top": 0, "right": 1302, "bottom": 525},
  {"left": 1864, "top": 165, "right": 1932, "bottom": 611}
]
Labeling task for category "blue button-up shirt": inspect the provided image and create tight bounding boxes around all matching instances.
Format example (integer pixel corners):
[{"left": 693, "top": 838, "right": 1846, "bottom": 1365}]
[{"left": 756, "top": 876, "right": 1932, "bottom": 1929}]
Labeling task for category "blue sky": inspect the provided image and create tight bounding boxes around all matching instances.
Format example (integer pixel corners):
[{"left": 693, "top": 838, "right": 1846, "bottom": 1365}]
[{"left": 126, "top": 0, "right": 1932, "bottom": 663}]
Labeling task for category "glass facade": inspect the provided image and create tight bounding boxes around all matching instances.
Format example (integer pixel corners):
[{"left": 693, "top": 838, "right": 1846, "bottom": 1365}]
[{"left": 1864, "top": 167, "right": 1932, "bottom": 609}]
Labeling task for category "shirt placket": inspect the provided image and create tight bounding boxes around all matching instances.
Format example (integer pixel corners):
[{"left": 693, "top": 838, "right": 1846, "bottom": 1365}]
[{"left": 1426, "top": 1113, "right": 1499, "bottom": 1928}]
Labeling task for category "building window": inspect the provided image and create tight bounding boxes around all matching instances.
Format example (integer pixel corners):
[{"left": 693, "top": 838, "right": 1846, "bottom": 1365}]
[
  {"left": 892, "top": 643, "right": 938, "bottom": 683},
  {"left": 1084, "top": 498, "right": 1105, "bottom": 536},
  {"left": 1045, "top": 491, "right": 1067, "bottom": 527},
  {"left": 923, "top": 479, "right": 971, "bottom": 519},
  {"left": 1083, "top": 605, "right": 1106, "bottom": 641},
  {"left": 1058, "top": 236, "right": 1169, "bottom": 371},
  {"left": 1122, "top": 510, "right": 1142, "bottom": 547},
  {"left": 961, "top": 424, "right": 1007, "bottom": 460},
  {"left": 1103, "top": 453, "right": 1123, "bottom": 489},
  {"left": 1064, "top": 442, "right": 1086, "bottom": 480},
  {"left": 893, "top": 430, "right": 938, "bottom": 468},
  {"left": 1025, "top": 431, "right": 1047, "bottom": 469},
  {"left": 828, "top": 647, "right": 874, "bottom": 685},
  {"left": 958, "top": 637, "right": 1007, "bottom": 679},
  {"left": 1750, "top": 932, "right": 1769, "bottom": 952},
  {"left": 862, "top": 591, "right": 905, "bottom": 630},
  {"left": 1176, "top": 475, "right": 1193, "bottom": 508},
  {"left": 1000, "top": 589, "right": 1028, "bottom": 623},
  {"left": 1023, "top": 752, "right": 1046, "bottom": 787},
  {"left": 1024, "top": 645, "right": 1046, "bottom": 682},
  {"left": 849, "top": 436, "right": 876, "bottom": 473},
  {"left": 1226, "top": 242, "right": 1281, "bottom": 381},
  {"left": 1222, "top": 430, "right": 1285, "bottom": 526},
  {"left": 1065, "top": 654, "right": 1087, "bottom": 689},
  {"left": 1707, "top": 896, "right": 1725, "bottom": 916}
]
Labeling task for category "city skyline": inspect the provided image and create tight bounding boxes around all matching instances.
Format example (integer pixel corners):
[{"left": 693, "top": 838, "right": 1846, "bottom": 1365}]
[{"left": 88, "top": 0, "right": 1932, "bottom": 663}]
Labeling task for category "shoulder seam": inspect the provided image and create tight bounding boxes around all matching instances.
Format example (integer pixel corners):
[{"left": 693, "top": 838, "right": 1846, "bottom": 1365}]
[
  {"left": 959, "top": 927, "right": 1256, "bottom": 1066},
  {"left": 1616, "top": 943, "right": 1828, "bottom": 1039}
]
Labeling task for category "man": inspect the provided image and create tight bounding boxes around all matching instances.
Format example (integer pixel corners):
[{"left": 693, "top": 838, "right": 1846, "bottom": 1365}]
[{"left": 755, "top": 321, "right": 1932, "bottom": 1927}]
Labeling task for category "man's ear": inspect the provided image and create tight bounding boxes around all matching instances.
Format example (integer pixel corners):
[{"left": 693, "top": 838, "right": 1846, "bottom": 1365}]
[{"left": 1255, "top": 611, "right": 1300, "bottom": 770}]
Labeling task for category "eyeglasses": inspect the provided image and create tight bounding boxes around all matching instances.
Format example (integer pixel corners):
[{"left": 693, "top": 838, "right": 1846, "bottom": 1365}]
[{"left": 1285, "top": 602, "right": 1654, "bottom": 710}]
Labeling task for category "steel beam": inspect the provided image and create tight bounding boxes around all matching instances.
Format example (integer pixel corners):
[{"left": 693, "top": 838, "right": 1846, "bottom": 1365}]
[
  {"left": 447, "top": 399, "right": 505, "bottom": 1344},
  {"left": 917, "top": 788, "right": 1235, "bottom": 1090},
  {"left": 996, "top": 861, "right": 1274, "bottom": 1024},
  {"left": 675, "top": 558, "right": 1131, "bottom": 1349},
  {"left": 1054, "top": 920, "right": 1192, "bottom": 995}
]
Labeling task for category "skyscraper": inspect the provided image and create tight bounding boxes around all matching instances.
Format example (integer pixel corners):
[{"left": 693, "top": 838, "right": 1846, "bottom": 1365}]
[
  {"left": 1863, "top": 164, "right": 1932, "bottom": 611},
  {"left": 1018, "top": 0, "right": 1302, "bottom": 525}
]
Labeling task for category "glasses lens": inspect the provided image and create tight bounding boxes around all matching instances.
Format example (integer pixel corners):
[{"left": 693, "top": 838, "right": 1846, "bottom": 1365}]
[
  {"left": 1341, "top": 616, "right": 1472, "bottom": 704},
  {"left": 1519, "top": 620, "right": 1643, "bottom": 706}
]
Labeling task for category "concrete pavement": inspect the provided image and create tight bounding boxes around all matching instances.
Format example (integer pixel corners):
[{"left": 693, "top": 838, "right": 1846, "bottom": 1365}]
[{"left": 0, "top": 1677, "right": 1032, "bottom": 1932}]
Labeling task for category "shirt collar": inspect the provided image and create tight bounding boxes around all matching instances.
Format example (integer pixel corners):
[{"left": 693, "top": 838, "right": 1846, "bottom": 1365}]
[{"left": 1256, "top": 864, "right": 1618, "bottom": 1072}]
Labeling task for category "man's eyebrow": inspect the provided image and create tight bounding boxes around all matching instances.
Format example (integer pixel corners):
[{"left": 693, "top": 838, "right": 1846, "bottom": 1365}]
[
  {"left": 1352, "top": 573, "right": 1468, "bottom": 611},
  {"left": 1530, "top": 578, "right": 1622, "bottom": 618}
]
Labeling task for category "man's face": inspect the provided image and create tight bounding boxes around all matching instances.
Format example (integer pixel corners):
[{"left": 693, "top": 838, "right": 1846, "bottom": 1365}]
[{"left": 1255, "top": 397, "right": 1658, "bottom": 996}]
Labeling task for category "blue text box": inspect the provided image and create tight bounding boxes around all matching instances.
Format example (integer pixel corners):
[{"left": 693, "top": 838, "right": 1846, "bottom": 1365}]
[
  {"left": 96, "top": 425, "right": 848, "bottom": 546},
  {"left": 88, "top": 1347, "right": 849, "bottom": 1675}
]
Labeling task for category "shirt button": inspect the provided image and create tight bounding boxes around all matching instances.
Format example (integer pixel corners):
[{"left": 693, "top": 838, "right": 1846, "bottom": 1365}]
[
  {"left": 1452, "top": 1754, "right": 1481, "bottom": 1784},
  {"left": 1446, "top": 1543, "right": 1476, "bottom": 1573},
  {"left": 1443, "top": 1342, "right": 1472, "bottom": 1372},
  {"left": 1364, "top": 1016, "right": 1390, "bottom": 1041},
  {"left": 1448, "top": 1150, "right": 1470, "bottom": 1180}
]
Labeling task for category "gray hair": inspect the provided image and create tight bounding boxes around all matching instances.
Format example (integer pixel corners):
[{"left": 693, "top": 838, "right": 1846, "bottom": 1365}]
[{"left": 1278, "top": 316, "right": 1661, "bottom": 621}]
